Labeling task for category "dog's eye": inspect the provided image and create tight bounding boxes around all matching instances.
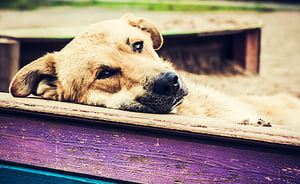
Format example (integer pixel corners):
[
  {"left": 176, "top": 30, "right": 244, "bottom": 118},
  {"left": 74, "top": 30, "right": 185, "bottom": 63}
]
[
  {"left": 132, "top": 41, "right": 144, "bottom": 53},
  {"left": 97, "top": 69, "right": 119, "bottom": 80}
]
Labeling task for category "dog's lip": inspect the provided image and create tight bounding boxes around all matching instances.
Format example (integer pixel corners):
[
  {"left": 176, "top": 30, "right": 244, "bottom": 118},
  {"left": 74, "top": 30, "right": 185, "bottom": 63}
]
[
  {"left": 119, "top": 90, "right": 186, "bottom": 114},
  {"left": 136, "top": 88, "right": 187, "bottom": 114}
]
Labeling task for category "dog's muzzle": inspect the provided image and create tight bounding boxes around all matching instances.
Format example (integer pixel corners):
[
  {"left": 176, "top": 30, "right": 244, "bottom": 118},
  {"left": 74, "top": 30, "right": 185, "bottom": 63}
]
[{"left": 131, "top": 72, "right": 188, "bottom": 114}]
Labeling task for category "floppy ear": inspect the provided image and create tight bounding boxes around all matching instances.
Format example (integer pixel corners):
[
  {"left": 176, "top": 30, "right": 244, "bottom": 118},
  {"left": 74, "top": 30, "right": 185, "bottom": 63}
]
[
  {"left": 9, "top": 53, "right": 59, "bottom": 100},
  {"left": 122, "top": 13, "right": 163, "bottom": 50}
]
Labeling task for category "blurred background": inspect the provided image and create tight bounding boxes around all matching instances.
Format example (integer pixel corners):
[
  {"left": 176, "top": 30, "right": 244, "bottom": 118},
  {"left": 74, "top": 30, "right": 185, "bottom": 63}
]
[
  {"left": 0, "top": 0, "right": 300, "bottom": 98},
  {"left": 0, "top": 0, "right": 299, "bottom": 11}
]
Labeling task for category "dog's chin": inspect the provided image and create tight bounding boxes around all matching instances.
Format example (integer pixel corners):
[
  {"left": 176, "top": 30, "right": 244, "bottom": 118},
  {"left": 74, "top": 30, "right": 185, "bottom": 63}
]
[{"left": 120, "top": 91, "right": 187, "bottom": 114}]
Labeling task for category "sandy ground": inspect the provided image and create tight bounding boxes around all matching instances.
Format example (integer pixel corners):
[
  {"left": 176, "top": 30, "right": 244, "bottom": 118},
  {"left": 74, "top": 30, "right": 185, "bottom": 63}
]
[{"left": 0, "top": 7, "right": 299, "bottom": 98}]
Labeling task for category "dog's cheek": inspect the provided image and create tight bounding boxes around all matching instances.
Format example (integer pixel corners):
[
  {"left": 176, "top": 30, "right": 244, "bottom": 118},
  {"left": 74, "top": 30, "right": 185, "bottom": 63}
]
[
  {"left": 85, "top": 88, "right": 143, "bottom": 110},
  {"left": 90, "top": 78, "right": 121, "bottom": 94},
  {"left": 85, "top": 90, "right": 108, "bottom": 107}
]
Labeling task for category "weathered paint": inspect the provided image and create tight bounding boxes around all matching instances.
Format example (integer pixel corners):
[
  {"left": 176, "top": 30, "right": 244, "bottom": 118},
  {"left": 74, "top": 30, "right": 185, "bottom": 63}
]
[
  {"left": 0, "top": 112, "right": 299, "bottom": 184},
  {"left": 2, "top": 93, "right": 299, "bottom": 147},
  {"left": 0, "top": 163, "right": 116, "bottom": 184}
]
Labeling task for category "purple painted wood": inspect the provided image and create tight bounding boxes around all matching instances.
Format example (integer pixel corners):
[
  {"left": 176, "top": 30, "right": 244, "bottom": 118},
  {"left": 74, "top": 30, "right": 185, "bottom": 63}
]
[{"left": 0, "top": 112, "right": 299, "bottom": 184}]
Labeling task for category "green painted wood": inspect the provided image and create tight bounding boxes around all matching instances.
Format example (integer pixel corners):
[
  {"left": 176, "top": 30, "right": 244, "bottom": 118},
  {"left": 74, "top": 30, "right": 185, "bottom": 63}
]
[{"left": 0, "top": 163, "right": 116, "bottom": 184}]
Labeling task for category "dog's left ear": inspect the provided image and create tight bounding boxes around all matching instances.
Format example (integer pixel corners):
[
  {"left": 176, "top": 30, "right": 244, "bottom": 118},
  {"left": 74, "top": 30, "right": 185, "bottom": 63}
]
[
  {"left": 9, "top": 53, "right": 59, "bottom": 100},
  {"left": 122, "top": 13, "right": 163, "bottom": 50}
]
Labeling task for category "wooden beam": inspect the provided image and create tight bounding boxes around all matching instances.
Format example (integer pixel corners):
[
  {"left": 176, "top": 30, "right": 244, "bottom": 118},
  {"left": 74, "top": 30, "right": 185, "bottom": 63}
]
[
  {"left": 1, "top": 109, "right": 300, "bottom": 183},
  {"left": 233, "top": 28, "right": 261, "bottom": 74},
  {"left": 245, "top": 28, "right": 261, "bottom": 73},
  {"left": 0, "top": 38, "right": 19, "bottom": 92},
  {"left": 0, "top": 93, "right": 299, "bottom": 148}
]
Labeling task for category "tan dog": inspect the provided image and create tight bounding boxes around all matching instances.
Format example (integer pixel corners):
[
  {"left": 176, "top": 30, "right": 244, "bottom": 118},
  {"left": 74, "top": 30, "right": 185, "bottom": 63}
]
[{"left": 9, "top": 14, "right": 300, "bottom": 126}]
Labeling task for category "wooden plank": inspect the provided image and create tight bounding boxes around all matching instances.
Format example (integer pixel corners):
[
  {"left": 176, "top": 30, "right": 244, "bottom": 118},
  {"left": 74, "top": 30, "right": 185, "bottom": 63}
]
[
  {"left": 245, "top": 29, "right": 261, "bottom": 73},
  {"left": 0, "top": 93, "right": 299, "bottom": 148},
  {"left": 0, "top": 38, "right": 19, "bottom": 92},
  {"left": 0, "top": 23, "right": 262, "bottom": 39},
  {"left": 233, "top": 28, "right": 261, "bottom": 74},
  {"left": 0, "top": 163, "right": 116, "bottom": 184},
  {"left": 0, "top": 112, "right": 300, "bottom": 183}
]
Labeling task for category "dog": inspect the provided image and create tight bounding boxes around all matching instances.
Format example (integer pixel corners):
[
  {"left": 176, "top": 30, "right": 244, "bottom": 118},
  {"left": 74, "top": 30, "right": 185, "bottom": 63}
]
[{"left": 9, "top": 14, "right": 300, "bottom": 126}]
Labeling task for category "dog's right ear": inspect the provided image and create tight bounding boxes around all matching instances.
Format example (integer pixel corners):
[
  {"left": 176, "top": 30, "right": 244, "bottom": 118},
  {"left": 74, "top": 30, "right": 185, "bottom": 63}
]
[
  {"left": 9, "top": 53, "right": 59, "bottom": 99},
  {"left": 122, "top": 13, "right": 163, "bottom": 50}
]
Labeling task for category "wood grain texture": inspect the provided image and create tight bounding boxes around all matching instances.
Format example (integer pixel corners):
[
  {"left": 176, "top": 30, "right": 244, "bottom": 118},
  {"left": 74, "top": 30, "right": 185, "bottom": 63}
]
[
  {"left": 0, "top": 113, "right": 300, "bottom": 184},
  {"left": 0, "top": 93, "right": 299, "bottom": 147}
]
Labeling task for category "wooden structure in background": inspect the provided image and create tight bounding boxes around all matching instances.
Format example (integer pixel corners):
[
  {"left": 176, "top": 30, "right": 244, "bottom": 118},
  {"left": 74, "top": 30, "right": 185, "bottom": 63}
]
[
  {"left": 233, "top": 28, "right": 261, "bottom": 73},
  {"left": 0, "top": 93, "right": 300, "bottom": 183},
  {"left": 0, "top": 26, "right": 261, "bottom": 92},
  {"left": 159, "top": 28, "right": 261, "bottom": 74},
  {"left": 0, "top": 38, "right": 19, "bottom": 92}
]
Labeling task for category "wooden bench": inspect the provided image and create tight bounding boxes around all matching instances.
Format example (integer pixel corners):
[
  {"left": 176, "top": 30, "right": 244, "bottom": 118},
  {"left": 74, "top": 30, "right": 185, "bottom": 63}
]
[{"left": 0, "top": 93, "right": 299, "bottom": 183}]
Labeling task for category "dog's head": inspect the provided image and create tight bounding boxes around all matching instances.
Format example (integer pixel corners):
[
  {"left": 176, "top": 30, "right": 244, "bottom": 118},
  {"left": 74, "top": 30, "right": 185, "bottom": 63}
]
[{"left": 9, "top": 14, "right": 188, "bottom": 114}]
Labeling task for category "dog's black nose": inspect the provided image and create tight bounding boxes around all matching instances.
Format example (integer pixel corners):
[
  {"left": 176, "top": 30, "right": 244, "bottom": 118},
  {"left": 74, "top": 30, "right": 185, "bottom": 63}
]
[{"left": 153, "top": 72, "right": 180, "bottom": 96}]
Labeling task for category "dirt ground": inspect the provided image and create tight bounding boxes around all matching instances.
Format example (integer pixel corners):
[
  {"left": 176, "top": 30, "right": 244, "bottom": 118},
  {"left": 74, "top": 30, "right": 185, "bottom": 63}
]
[{"left": 0, "top": 7, "right": 299, "bottom": 98}]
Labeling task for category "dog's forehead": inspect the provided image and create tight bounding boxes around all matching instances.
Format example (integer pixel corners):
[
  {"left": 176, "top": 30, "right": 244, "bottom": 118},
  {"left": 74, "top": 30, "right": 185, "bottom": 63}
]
[{"left": 86, "top": 19, "right": 147, "bottom": 41}]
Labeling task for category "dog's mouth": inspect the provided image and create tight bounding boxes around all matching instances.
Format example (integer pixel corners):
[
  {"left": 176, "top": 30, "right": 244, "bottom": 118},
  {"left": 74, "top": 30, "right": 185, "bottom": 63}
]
[
  {"left": 120, "top": 90, "right": 187, "bottom": 114},
  {"left": 136, "top": 89, "right": 187, "bottom": 113},
  {"left": 120, "top": 72, "right": 188, "bottom": 114}
]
